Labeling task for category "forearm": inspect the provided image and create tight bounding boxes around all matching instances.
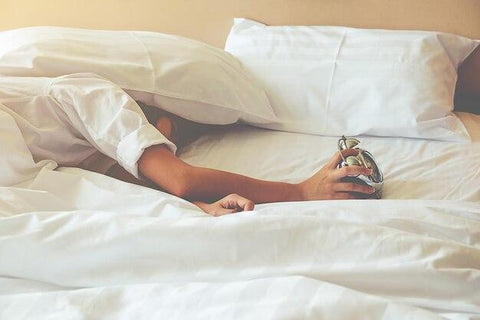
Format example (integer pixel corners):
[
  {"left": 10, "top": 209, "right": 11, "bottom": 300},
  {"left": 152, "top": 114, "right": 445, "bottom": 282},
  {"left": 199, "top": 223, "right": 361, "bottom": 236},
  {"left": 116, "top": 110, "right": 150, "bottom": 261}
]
[
  {"left": 138, "top": 145, "right": 302, "bottom": 203},
  {"left": 185, "top": 166, "right": 302, "bottom": 203},
  {"left": 138, "top": 145, "right": 374, "bottom": 205}
]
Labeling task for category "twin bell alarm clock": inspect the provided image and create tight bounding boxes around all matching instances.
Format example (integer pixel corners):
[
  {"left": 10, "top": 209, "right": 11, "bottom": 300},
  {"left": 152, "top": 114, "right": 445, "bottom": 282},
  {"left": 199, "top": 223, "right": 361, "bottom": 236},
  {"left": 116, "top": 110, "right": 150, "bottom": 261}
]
[{"left": 337, "top": 136, "right": 384, "bottom": 199}]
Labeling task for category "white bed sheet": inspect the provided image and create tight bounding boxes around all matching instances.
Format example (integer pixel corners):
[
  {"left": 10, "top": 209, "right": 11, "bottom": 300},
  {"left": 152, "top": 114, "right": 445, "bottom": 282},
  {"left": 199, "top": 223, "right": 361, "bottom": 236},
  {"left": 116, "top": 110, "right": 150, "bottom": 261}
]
[
  {"left": 1, "top": 113, "right": 480, "bottom": 319},
  {"left": 179, "top": 112, "right": 480, "bottom": 202}
]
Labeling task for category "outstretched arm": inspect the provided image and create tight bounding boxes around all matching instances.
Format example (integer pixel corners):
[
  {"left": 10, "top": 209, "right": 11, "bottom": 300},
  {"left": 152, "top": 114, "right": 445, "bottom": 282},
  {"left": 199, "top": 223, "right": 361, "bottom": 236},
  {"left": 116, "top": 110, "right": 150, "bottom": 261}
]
[
  {"left": 101, "top": 107, "right": 374, "bottom": 214},
  {"left": 138, "top": 144, "right": 375, "bottom": 204}
]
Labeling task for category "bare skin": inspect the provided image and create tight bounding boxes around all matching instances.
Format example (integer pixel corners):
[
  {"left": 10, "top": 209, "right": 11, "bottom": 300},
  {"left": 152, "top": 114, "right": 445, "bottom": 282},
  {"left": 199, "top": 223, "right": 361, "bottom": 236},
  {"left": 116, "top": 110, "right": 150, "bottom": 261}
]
[{"left": 138, "top": 142, "right": 373, "bottom": 201}]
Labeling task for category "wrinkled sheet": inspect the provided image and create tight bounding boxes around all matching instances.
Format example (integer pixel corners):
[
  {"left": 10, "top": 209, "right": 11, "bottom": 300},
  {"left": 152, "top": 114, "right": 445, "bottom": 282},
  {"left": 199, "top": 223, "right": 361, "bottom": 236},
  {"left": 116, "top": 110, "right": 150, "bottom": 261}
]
[{"left": 1, "top": 111, "right": 480, "bottom": 319}]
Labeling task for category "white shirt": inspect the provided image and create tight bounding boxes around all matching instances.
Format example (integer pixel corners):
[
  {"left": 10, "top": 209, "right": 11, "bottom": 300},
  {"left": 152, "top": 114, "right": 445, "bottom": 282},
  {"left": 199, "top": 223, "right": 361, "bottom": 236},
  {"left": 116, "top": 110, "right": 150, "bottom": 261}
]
[{"left": 0, "top": 73, "right": 176, "bottom": 179}]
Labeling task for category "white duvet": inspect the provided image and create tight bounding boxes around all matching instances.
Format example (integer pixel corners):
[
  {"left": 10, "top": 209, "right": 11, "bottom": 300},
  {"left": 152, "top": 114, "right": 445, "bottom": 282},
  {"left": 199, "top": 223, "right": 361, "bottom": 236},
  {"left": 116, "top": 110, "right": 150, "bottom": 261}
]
[{"left": 1, "top": 110, "right": 480, "bottom": 319}]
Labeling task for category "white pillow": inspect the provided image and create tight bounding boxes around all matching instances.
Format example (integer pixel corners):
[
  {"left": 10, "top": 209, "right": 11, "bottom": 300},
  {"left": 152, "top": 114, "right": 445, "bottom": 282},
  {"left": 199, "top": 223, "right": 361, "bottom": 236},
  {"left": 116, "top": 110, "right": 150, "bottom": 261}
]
[
  {"left": 225, "top": 18, "right": 479, "bottom": 140},
  {"left": 0, "top": 26, "right": 275, "bottom": 125}
]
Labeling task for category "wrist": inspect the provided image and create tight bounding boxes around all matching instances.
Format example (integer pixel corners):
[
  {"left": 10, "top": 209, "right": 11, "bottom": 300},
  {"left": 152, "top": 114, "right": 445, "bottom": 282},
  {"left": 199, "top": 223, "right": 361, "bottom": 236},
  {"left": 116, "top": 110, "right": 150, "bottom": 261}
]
[
  {"left": 289, "top": 182, "right": 306, "bottom": 201},
  {"left": 295, "top": 181, "right": 309, "bottom": 201},
  {"left": 193, "top": 201, "right": 210, "bottom": 213}
]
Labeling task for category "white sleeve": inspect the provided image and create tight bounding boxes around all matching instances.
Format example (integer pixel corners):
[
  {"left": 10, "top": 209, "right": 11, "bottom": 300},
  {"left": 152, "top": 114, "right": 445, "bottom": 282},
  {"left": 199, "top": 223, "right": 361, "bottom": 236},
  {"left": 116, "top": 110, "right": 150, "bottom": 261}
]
[{"left": 48, "top": 73, "right": 177, "bottom": 178}]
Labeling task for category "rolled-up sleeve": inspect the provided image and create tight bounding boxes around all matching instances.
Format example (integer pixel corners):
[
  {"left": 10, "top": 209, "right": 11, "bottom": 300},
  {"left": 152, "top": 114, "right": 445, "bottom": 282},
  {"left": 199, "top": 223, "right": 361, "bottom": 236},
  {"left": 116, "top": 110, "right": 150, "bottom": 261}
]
[{"left": 48, "top": 73, "right": 176, "bottom": 178}]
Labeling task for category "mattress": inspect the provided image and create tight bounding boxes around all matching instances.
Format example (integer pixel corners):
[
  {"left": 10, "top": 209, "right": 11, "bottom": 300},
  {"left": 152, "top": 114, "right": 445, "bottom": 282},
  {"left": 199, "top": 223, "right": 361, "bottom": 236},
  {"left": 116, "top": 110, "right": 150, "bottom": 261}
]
[{"left": 0, "top": 113, "right": 479, "bottom": 319}]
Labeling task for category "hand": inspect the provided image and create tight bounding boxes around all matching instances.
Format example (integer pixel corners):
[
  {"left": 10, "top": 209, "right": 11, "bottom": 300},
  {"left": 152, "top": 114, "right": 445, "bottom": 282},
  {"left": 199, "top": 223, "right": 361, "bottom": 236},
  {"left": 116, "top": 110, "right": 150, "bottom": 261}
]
[
  {"left": 298, "top": 149, "right": 376, "bottom": 200},
  {"left": 194, "top": 194, "right": 255, "bottom": 216}
]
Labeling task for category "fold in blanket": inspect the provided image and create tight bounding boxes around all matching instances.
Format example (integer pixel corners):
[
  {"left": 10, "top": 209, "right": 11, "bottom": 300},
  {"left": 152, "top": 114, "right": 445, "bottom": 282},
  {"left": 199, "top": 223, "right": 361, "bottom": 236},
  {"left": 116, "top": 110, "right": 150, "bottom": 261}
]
[{"left": 0, "top": 167, "right": 479, "bottom": 319}]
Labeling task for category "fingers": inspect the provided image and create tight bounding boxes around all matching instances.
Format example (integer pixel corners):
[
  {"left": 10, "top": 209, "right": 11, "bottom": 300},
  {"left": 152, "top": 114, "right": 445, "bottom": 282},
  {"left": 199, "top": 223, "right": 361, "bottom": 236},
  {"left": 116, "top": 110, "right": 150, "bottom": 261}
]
[
  {"left": 212, "top": 207, "right": 238, "bottom": 216},
  {"left": 199, "top": 194, "right": 255, "bottom": 217},
  {"left": 222, "top": 194, "right": 255, "bottom": 212},
  {"left": 333, "top": 182, "right": 375, "bottom": 195},
  {"left": 326, "top": 149, "right": 360, "bottom": 169},
  {"left": 332, "top": 192, "right": 357, "bottom": 200},
  {"left": 208, "top": 194, "right": 255, "bottom": 217},
  {"left": 240, "top": 200, "right": 255, "bottom": 211},
  {"left": 332, "top": 165, "right": 373, "bottom": 180}
]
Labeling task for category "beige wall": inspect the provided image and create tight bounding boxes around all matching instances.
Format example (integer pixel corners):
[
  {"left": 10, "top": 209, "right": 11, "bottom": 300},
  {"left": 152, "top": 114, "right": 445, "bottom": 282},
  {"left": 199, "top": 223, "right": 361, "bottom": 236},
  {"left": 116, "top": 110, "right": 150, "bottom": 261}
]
[{"left": 1, "top": 0, "right": 480, "bottom": 47}]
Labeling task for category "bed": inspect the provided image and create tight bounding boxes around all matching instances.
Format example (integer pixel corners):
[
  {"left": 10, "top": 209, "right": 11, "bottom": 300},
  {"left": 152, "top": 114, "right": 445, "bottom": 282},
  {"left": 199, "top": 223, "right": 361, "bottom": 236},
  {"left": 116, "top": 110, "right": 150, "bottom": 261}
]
[{"left": 1, "top": 1, "right": 480, "bottom": 319}]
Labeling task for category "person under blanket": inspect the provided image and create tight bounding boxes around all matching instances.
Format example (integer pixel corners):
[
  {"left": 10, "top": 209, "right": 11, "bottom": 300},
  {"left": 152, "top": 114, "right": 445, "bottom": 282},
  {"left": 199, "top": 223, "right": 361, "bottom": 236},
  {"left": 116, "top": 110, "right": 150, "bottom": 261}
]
[{"left": 0, "top": 73, "right": 374, "bottom": 216}]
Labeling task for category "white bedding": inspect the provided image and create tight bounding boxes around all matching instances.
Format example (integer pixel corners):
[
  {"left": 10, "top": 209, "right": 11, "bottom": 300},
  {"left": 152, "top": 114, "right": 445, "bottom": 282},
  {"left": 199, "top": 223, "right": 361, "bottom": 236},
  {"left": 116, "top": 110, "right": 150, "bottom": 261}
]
[
  {"left": 180, "top": 112, "right": 480, "bottom": 201},
  {"left": 1, "top": 112, "right": 480, "bottom": 319}
]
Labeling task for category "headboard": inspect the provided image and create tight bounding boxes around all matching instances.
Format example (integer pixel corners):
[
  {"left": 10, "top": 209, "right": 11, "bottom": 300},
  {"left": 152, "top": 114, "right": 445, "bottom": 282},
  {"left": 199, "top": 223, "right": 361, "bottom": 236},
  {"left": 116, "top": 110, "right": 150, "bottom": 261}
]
[{"left": 2, "top": 0, "right": 480, "bottom": 48}]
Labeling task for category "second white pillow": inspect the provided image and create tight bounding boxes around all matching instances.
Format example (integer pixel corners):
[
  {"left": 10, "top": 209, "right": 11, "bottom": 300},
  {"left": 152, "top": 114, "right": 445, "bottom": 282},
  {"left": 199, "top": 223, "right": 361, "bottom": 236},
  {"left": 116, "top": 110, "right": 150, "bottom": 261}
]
[{"left": 225, "top": 18, "right": 479, "bottom": 141}]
